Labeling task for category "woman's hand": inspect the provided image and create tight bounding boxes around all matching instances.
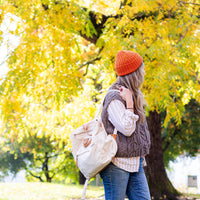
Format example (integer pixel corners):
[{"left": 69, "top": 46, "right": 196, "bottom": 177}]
[
  {"left": 119, "top": 86, "right": 132, "bottom": 101},
  {"left": 119, "top": 86, "right": 134, "bottom": 111}
]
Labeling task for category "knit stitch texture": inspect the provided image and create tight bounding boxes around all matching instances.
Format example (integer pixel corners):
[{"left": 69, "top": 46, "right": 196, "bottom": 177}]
[
  {"left": 101, "top": 90, "right": 151, "bottom": 157},
  {"left": 115, "top": 50, "right": 143, "bottom": 76}
]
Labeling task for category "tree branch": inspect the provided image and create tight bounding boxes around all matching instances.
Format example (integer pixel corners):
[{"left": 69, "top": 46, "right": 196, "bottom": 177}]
[
  {"left": 27, "top": 170, "right": 44, "bottom": 182},
  {"left": 79, "top": 11, "right": 109, "bottom": 44},
  {"left": 78, "top": 57, "right": 101, "bottom": 70},
  {"left": 77, "top": 56, "right": 101, "bottom": 76},
  {"left": 50, "top": 172, "right": 56, "bottom": 179}
]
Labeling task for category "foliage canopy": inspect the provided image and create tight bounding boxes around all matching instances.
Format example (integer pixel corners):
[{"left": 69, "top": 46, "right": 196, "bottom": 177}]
[{"left": 0, "top": 0, "right": 199, "bottom": 183}]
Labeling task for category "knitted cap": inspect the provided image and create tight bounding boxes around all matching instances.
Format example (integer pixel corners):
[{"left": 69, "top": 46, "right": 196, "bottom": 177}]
[{"left": 115, "top": 50, "right": 143, "bottom": 76}]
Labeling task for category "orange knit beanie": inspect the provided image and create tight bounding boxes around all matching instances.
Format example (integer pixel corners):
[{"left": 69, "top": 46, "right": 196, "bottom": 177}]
[{"left": 115, "top": 50, "right": 143, "bottom": 76}]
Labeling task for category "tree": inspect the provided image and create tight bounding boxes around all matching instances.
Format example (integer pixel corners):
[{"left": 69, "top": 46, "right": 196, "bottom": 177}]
[
  {"left": 0, "top": 142, "right": 32, "bottom": 180},
  {"left": 0, "top": 0, "right": 200, "bottom": 199},
  {"left": 163, "top": 99, "right": 200, "bottom": 166},
  {"left": 0, "top": 116, "right": 77, "bottom": 183}
]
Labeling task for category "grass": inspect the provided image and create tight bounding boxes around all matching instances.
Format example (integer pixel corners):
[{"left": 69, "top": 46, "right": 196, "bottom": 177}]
[
  {"left": 0, "top": 182, "right": 199, "bottom": 200},
  {"left": 0, "top": 182, "right": 104, "bottom": 200},
  {"left": 182, "top": 193, "right": 200, "bottom": 199}
]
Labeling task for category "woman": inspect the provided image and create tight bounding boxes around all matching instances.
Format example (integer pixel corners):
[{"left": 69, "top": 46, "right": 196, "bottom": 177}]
[{"left": 100, "top": 50, "right": 151, "bottom": 200}]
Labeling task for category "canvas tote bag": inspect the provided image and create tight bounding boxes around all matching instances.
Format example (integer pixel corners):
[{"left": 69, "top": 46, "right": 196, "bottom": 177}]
[{"left": 70, "top": 90, "right": 119, "bottom": 199}]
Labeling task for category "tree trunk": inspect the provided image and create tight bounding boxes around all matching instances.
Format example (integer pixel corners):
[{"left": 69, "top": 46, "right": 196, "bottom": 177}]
[
  {"left": 43, "top": 152, "right": 52, "bottom": 182},
  {"left": 146, "top": 111, "right": 180, "bottom": 200}
]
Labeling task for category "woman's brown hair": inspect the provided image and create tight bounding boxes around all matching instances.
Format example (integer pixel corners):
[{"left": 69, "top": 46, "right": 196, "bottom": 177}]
[{"left": 111, "top": 63, "right": 145, "bottom": 123}]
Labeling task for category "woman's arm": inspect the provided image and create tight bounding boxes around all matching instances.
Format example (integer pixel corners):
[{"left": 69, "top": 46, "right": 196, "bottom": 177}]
[
  {"left": 108, "top": 99, "right": 139, "bottom": 136},
  {"left": 119, "top": 86, "right": 134, "bottom": 111}
]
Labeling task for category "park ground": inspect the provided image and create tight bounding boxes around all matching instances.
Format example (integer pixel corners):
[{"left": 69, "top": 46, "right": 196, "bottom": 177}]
[{"left": 0, "top": 182, "right": 200, "bottom": 200}]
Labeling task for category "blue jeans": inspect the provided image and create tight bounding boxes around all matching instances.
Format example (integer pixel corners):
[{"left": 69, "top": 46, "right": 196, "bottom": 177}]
[{"left": 100, "top": 157, "right": 151, "bottom": 200}]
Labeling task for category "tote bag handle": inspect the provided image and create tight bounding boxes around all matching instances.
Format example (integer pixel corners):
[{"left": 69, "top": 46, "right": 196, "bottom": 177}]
[{"left": 95, "top": 89, "right": 119, "bottom": 135}]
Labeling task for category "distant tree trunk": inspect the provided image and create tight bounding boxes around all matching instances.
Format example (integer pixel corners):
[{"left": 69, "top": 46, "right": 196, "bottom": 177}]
[
  {"left": 79, "top": 171, "right": 86, "bottom": 185},
  {"left": 28, "top": 152, "right": 53, "bottom": 182},
  {"left": 146, "top": 111, "right": 180, "bottom": 200},
  {"left": 43, "top": 152, "right": 52, "bottom": 182}
]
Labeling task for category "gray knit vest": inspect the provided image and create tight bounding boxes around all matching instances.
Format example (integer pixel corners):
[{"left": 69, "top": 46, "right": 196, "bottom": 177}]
[{"left": 101, "top": 90, "right": 151, "bottom": 157}]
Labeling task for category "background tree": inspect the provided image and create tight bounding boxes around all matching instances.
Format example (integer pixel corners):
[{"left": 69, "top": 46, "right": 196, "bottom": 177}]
[
  {"left": 0, "top": 141, "right": 32, "bottom": 180},
  {"left": 0, "top": 0, "right": 199, "bottom": 199},
  {"left": 163, "top": 99, "right": 200, "bottom": 166}
]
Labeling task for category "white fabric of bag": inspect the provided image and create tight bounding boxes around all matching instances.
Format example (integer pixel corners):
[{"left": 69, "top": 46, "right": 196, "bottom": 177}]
[
  {"left": 71, "top": 117, "right": 118, "bottom": 179},
  {"left": 70, "top": 90, "right": 119, "bottom": 199}
]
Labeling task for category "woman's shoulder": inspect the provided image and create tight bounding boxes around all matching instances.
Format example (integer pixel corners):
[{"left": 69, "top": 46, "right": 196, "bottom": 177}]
[{"left": 104, "top": 89, "right": 124, "bottom": 106}]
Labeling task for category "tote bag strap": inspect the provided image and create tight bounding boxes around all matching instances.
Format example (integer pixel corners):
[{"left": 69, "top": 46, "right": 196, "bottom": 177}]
[
  {"left": 95, "top": 89, "right": 119, "bottom": 135},
  {"left": 81, "top": 90, "right": 119, "bottom": 199},
  {"left": 82, "top": 178, "right": 89, "bottom": 200}
]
